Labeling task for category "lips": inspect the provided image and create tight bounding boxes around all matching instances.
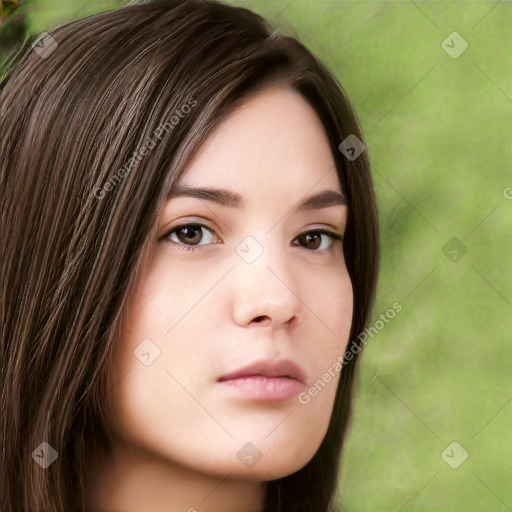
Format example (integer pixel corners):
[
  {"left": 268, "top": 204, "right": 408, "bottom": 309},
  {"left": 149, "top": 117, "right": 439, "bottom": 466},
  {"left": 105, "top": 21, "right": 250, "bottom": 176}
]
[{"left": 217, "top": 358, "right": 306, "bottom": 385}]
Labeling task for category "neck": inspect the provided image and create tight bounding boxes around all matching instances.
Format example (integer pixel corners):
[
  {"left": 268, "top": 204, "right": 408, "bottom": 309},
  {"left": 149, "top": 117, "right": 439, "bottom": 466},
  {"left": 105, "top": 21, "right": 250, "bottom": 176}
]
[{"left": 85, "top": 442, "right": 265, "bottom": 512}]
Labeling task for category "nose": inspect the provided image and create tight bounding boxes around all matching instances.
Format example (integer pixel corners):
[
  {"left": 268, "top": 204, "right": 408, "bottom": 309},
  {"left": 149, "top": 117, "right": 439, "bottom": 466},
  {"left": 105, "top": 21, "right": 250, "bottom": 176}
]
[{"left": 231, "top": 240, "right": 304, "bottom": 329}]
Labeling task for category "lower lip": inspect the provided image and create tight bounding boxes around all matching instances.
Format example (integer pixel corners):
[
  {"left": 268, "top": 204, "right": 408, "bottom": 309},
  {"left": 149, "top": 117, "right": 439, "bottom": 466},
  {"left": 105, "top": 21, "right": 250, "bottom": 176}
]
[{"left": 218, "top": 376, "right": 304, "bottom": 402}]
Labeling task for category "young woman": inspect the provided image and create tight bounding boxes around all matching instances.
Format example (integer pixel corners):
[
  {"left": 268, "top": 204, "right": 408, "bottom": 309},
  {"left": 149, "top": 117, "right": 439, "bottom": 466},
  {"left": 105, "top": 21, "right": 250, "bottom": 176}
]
[{"left": 1, "top": 1, "right": 379, "bottom": 510}]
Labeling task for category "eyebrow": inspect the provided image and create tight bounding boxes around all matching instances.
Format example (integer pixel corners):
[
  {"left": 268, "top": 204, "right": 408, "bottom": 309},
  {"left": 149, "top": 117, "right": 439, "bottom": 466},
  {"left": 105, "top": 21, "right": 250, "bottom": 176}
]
[{"left": 167, "top": 185, "right": 346, "bottom": 211}]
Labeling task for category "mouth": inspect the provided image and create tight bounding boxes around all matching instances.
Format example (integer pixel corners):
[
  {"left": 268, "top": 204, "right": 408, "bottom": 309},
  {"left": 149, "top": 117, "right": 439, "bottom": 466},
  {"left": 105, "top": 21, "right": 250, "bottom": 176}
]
[{"left": 217, "top": 358, "right": 306, "bottom": 402}]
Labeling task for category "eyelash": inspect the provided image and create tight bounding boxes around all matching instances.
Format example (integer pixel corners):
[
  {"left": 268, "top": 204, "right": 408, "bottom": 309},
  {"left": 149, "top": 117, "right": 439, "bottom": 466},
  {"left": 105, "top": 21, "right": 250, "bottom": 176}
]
[{"left": 161, "top": 223, "right": 343, "bottom": 253}]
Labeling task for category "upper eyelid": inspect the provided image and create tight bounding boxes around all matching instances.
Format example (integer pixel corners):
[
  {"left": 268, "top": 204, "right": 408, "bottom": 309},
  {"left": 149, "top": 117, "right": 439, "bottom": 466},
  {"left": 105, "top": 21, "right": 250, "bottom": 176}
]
[
  {"left": 164, "top": 220, "right": 343, "bottom": 234},
  {"left": 163, "top": 214, "right": 344, "bottom": 233}
]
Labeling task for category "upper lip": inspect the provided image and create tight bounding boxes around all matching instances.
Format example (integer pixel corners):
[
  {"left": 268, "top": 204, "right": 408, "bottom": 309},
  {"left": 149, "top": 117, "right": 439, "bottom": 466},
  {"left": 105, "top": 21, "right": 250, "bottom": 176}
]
[{"left": 217, "top": 359, "right": 306, "bottom": 385}]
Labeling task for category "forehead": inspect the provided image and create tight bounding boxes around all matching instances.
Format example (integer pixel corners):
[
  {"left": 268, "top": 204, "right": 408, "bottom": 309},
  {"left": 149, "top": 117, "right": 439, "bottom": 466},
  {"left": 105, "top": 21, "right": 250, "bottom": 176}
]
[{"left": 176, "top": 84, "right": 342, "bottom": 195}]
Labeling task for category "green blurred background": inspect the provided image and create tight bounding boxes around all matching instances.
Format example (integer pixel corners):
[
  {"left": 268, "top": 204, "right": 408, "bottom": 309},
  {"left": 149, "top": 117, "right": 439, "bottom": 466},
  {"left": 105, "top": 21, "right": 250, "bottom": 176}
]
[{"left": 1, "top": 0, "right": 510, "bottom": 510}]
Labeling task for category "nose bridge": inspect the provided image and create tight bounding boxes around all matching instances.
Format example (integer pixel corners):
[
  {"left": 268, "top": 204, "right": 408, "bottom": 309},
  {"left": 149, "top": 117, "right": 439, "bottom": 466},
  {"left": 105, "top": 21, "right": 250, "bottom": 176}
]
[{"left": 231, "top": 231, "right": 303, "bottom": 328}]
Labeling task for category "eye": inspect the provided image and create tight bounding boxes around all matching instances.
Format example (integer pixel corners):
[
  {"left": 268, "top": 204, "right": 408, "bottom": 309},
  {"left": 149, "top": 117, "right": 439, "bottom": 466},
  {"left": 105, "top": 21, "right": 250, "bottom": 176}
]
[
  {"left": 294, "top": 229, "right": 343, "bottom": 252},
  {"left": 162, "top": 223, "right": 217, "bottom": 251},
  {"left": 161, "top": 224, "right": 343, "bottom": 253}
]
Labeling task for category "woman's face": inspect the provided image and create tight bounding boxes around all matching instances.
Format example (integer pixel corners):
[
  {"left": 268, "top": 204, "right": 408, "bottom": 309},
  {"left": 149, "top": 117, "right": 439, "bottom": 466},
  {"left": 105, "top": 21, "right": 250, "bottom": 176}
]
[{"left": 111, "top": 84, "right": 353, "bottom": 480}]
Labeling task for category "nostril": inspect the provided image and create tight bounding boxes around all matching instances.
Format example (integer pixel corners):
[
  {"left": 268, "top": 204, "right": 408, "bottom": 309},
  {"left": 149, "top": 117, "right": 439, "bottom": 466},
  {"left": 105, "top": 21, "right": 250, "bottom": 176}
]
[{"left": 253, "top": 315, "right": 270, "bottom": 324}]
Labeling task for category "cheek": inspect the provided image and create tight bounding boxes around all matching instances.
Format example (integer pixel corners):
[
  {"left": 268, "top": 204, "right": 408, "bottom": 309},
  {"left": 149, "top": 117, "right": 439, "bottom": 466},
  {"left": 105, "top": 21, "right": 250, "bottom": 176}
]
[
  {"left": 290, "top": 270, "right": 353, "bottom": 433},
  {"left": 118, "top": 257, "right": 209, "bottom": 348},
  {"left": 305, "top": 269, "right": 353, "bottom": 361},
  {"left": 329, "top": 275, "right": 353, "bottom": 348},
  {"left": 108, "top": 285, "right": 209, "bottom": 457},
  {"left": 109, "top": 262, "right": 214, "bottom": 419}
]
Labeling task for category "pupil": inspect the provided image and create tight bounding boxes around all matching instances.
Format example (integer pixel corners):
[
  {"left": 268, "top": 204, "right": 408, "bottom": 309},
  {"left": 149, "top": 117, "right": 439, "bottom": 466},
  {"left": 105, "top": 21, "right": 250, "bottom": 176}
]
[
  {"left": 304, "top": 233, "right": 320, "bottom": 249},
  {"left": 180, "top": 226, "right": 201, "bottom": 244}
]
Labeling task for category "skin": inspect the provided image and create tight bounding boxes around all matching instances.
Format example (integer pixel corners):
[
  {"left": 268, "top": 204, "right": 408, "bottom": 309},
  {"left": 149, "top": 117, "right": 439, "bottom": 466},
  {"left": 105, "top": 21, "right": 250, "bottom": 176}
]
[{"left": 86, "top": 84, "right": 353, "bottom": 512}]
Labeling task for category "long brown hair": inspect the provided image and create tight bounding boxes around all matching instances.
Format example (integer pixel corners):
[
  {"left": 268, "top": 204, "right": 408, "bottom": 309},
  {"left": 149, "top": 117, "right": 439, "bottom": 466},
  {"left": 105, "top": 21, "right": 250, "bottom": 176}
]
[{"left": 1, "top": 1, "right": 379, "bottom": 510}]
